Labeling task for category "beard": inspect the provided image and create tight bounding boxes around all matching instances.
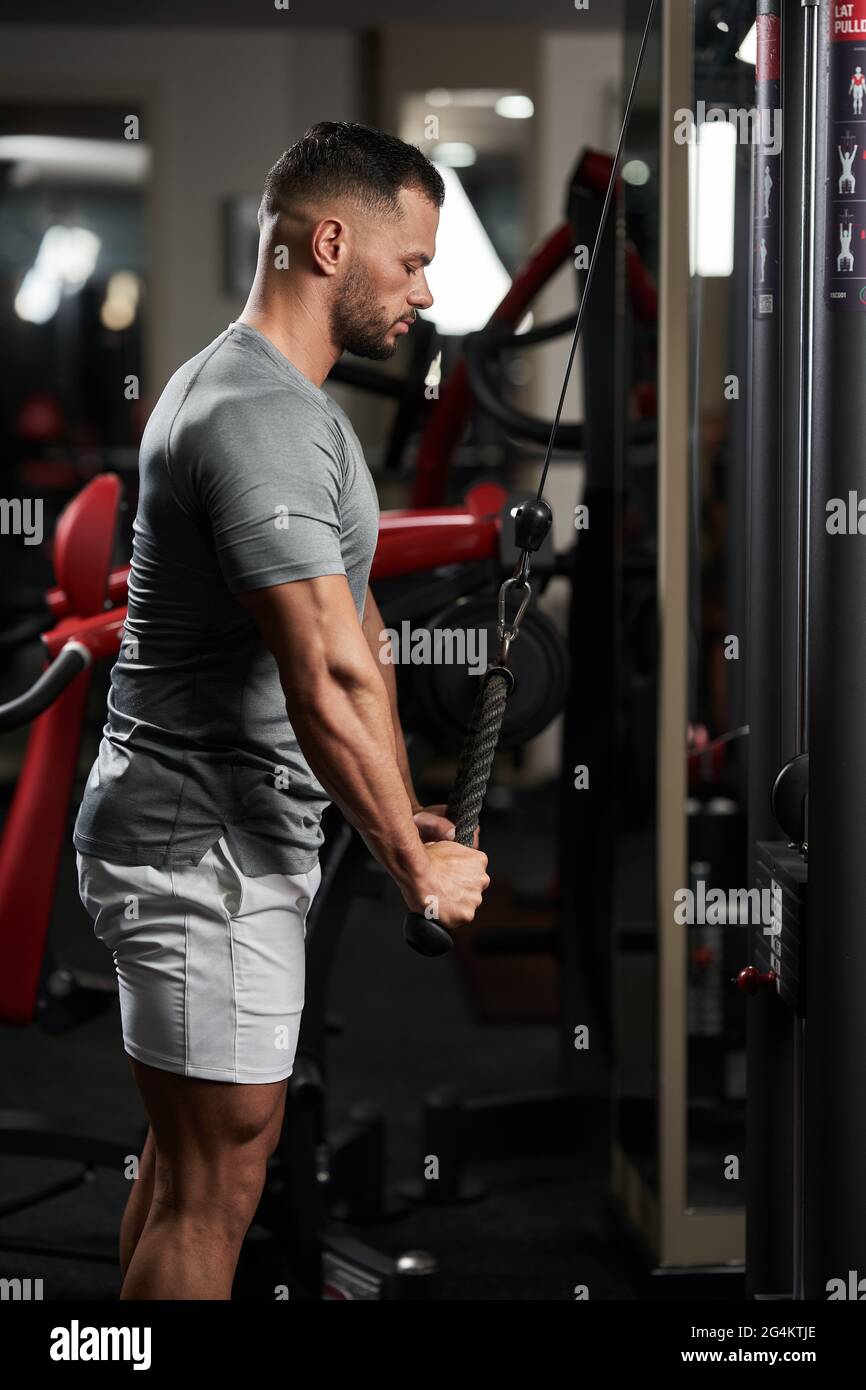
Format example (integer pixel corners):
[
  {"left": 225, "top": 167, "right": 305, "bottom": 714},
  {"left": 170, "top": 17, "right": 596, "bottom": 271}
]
[{"left": 330, "top": 260, "right": 406, "bottom": 361}]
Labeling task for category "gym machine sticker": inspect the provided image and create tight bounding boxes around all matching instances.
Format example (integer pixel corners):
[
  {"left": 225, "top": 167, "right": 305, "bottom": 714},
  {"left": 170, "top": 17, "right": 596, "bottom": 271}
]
[
  {"left": 753, "top": 9, "right": 780, "bottom": 319},
  {"left": 827, "top": 0, "right": 866, "bottom": 310}
]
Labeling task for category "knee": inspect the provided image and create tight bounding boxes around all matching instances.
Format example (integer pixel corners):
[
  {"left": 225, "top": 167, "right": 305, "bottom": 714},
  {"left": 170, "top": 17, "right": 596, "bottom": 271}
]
[
  {"left": 212, "top": 1157, "right": 269, "bottom": 1232},
  {"left": 153, "top": 1149, "right": 269, "bottom": 1237}
]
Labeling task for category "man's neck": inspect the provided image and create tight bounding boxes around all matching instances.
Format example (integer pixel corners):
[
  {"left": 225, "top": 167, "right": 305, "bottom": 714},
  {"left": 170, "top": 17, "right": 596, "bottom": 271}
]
[{"left": 237, "top": 292, "right": 338, "bottom": 389}]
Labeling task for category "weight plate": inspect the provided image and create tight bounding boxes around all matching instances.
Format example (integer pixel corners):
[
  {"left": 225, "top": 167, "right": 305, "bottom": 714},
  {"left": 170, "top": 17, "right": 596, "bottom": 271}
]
[{"left": 408, "top": 593, "right": 570, "bottom": 753}]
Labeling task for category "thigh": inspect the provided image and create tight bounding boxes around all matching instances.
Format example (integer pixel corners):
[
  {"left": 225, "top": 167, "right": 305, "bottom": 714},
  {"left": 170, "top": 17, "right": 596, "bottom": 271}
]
[{"left": 129, "top": 1057, "right": 287, "bottom": 1168}]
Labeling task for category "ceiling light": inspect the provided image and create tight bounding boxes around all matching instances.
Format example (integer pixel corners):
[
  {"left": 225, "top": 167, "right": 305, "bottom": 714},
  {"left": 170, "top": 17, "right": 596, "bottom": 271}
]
[
  {"left": 430, "top": 142, "right": 477, "bottom": 168},
  {"left": 495, "top": 95, "right": 535, "bottom": 120},
  {"left": 623, "top": 159, "right": 651, "bottom": 186},
  {"left": 0, "top": 135, "right": 150, "bottom": 187}
]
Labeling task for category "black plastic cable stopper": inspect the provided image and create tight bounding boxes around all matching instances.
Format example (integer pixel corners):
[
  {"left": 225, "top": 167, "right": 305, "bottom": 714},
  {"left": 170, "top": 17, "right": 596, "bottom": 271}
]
[{"left": 513, "top": 497, "right": 553, "bottom": 553}]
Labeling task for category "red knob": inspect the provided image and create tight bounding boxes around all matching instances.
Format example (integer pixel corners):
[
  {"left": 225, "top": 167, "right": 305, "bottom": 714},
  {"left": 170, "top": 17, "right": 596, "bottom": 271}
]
[{"left": 734, "top": 965, "right": 777, "bottom": 995}]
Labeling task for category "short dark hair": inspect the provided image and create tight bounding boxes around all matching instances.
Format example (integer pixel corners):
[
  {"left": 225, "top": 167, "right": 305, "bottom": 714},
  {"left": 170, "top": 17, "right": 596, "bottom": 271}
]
[{"left": 261, "top": 121, "right": 445, "bottom": 224}]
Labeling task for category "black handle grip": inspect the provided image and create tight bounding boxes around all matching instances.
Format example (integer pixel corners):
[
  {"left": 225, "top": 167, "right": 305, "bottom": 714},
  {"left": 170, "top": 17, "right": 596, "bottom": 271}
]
[
  {"left": 0, "top": 642, "right": 89, "bottom": 733},
  {"left": 403, "top": 910, "right": 454, "bottom": 956}
]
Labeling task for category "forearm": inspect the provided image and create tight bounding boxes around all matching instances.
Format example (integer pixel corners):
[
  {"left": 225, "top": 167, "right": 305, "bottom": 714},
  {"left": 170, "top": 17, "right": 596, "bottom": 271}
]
[
  {"left": 377, "top": 650, "right": 422, "bottom": 813},
  {"left": 286, "top": 665, "right": 429, "bottom": 901},
  {"left": 362, "top": 588, "right": 422, "bottom": 811}
]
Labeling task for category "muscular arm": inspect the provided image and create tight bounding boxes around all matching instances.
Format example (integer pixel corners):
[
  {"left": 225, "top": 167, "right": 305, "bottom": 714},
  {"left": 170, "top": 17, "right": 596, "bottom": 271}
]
[
  {"left": 361, "top": 585, "right": 422, "bottom": 813},
  {"left": 236, "top": 574, "right": 432, "bottom": 909}
]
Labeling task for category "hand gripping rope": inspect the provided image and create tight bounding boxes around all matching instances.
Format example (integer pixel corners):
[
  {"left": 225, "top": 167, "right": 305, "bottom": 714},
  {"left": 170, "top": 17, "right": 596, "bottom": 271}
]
[{"left": 404, "top": 0, "right": 659, "bottom": 957}]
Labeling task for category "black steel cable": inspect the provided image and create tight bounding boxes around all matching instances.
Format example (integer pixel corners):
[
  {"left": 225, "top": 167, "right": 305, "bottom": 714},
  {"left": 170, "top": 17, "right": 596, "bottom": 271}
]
[{"left": 536, "top": 0, "right": 659, "bottom": 502}]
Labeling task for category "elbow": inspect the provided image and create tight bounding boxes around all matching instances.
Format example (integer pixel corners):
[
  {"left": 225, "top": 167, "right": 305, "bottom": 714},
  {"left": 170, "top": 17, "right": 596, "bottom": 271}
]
[{"left": 281, "top": 652, "right": 378, "bottom": 721}]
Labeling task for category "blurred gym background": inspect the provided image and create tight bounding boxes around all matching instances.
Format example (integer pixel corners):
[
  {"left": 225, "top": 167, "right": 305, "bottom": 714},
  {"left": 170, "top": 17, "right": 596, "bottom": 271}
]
[{"left": 0, "top": 1, "right": 764, "bottom": 1301}]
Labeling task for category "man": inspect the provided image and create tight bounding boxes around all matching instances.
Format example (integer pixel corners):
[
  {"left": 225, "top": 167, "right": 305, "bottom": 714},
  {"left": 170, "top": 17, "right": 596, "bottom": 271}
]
[{"left": 74, "top": 121, "right": 490, "bottom": 1300}]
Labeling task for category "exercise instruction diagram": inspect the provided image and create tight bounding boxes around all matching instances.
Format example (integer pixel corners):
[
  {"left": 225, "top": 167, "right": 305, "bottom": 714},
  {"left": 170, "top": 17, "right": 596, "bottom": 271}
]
[{"left": 827, "top": 1, "right": 866, "bottom": 311}]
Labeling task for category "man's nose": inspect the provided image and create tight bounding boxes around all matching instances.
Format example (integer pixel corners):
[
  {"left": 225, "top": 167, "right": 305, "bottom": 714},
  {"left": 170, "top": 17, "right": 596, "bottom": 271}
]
[{"left": 408, "top": 275, "right": 434, "bottom": 312}]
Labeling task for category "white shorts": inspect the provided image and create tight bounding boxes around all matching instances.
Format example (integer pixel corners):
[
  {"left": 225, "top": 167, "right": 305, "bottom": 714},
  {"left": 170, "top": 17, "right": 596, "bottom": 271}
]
[{"left": 75, "top": 835, "right": 322, "bottom": 1085}]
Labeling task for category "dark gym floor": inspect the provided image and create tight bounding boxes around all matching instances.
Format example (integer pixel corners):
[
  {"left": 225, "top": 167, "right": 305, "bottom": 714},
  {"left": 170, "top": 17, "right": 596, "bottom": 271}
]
[{"left": 0, "top": 753, "right": 638, "bottom": 1302}]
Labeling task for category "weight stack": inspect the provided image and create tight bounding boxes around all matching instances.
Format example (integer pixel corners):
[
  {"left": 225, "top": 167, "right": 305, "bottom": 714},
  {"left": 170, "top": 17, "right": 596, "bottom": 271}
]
[{"left": 753, "top": 841, "right": 809, "bottom": 1017}]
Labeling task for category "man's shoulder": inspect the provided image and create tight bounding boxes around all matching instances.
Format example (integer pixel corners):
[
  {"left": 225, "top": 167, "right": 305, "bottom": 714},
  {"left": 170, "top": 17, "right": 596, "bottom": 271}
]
[
  {"left": 321, "top": 389, "right": 365, "bottom": 459},
  {"left": 166, "top": 333, "right": 338, "bottom": 453}
]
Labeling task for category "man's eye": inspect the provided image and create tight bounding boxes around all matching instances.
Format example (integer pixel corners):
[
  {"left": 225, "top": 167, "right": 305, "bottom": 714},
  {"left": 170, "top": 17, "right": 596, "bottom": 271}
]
[{"left": 404, "top": 264, "right": 416, "bottom": 274}]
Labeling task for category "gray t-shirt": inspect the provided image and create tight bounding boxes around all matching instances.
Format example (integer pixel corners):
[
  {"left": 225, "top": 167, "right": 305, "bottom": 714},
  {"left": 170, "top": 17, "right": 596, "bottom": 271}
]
[{"left": 73, "top": 322, "right": 380, "bottom": 875}]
